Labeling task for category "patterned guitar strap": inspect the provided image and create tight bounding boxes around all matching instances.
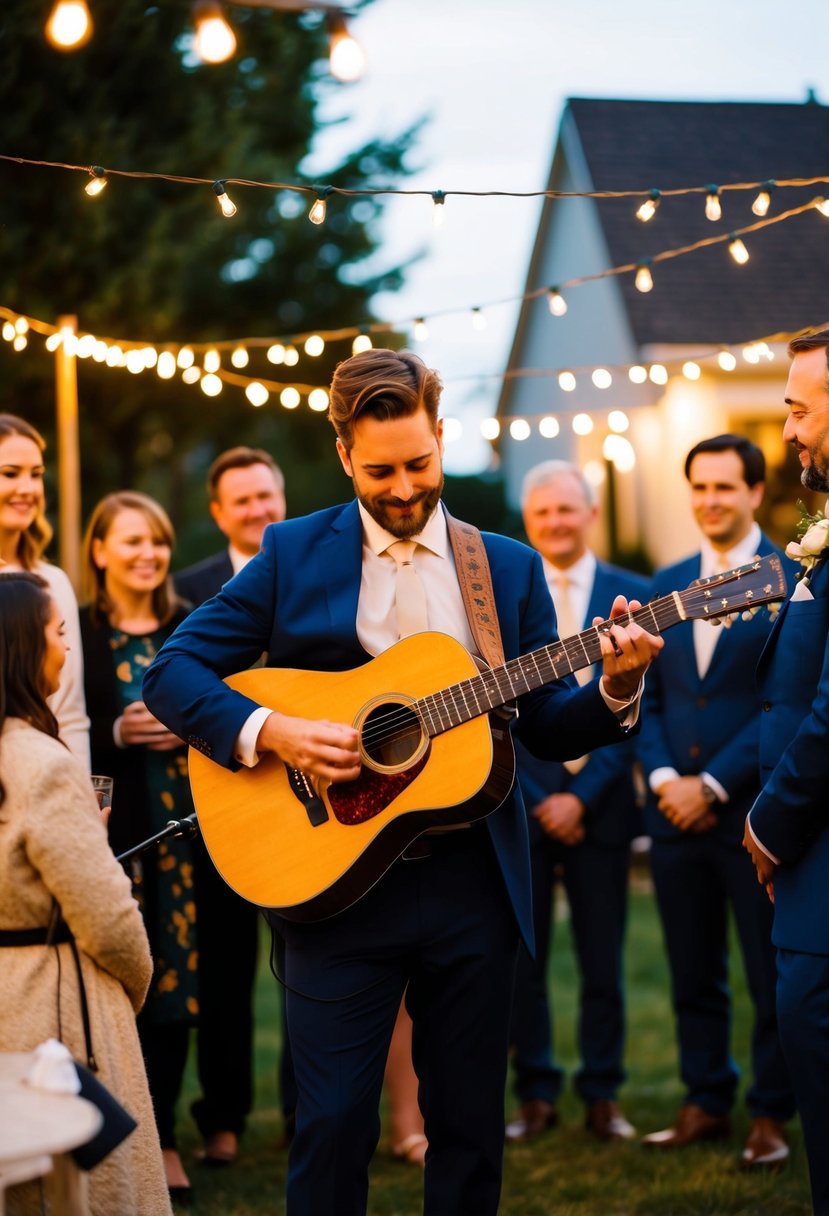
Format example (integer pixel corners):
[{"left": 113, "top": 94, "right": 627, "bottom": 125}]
[{"left": 444, "top": 510, "right": 506, "bottom": 670}]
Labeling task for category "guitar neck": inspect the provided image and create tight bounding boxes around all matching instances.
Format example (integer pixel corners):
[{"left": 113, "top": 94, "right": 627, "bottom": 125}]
[{"left": 416, "top": 594, "right": 684, "bottom": 737}]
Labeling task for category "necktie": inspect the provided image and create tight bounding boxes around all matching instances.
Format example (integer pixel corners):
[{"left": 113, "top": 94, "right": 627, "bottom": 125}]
[
  {"left": 694, "top": 552, "right": 731, "bottom": 678},
  {"left": 554, "top": 573, "right": 590, "bottom": 772},
  {"left": 388, "top": 540, "right": 429, "bottom": 638}
]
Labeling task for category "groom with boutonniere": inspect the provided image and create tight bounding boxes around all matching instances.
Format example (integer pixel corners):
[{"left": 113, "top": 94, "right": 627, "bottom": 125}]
[{"left": 745, "top": 328, "right": 829, "bottom": 1216}]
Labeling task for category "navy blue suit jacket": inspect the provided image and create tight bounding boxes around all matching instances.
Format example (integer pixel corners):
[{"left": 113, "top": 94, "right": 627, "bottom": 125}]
[
  {"left": 143, "top": 501, "right": 633, "bottom": 950},
  {"left": 751, "top": 557, "right": 829, "bottom": 953},
  {"left": 638, "top": 534, "right": 789, "bottom": 845},
  {"left": 174, "top": 550, "right": 234, "bottom": 607},
  {"left": 516, "top": 559, "right": 648, "bottom": 848}
]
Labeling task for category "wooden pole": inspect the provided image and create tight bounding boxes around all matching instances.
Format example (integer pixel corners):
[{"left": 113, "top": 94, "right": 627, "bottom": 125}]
[{"left": 55, "top": 314, "right": 81, "bottom": 592}]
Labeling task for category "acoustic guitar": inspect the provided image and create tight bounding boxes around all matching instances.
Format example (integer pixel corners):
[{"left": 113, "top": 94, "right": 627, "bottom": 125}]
[{"left": 188, "top": 554, "right": 787, "bottom": 921}]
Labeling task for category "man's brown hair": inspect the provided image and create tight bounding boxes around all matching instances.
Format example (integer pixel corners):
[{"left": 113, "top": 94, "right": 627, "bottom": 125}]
[
  {"left": 788, "top": 328, "right": 829, "bottom": 380},
  {"left": 207, "top": 447, "right": 284, "bottom": 501},
  {"left": 328, "top": 349, "right": 443, "bottom": 450}
]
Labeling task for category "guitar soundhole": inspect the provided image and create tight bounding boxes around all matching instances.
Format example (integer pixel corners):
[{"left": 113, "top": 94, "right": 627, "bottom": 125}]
[{"left": 358, "top": 697, "right": 428, "bottom": 773}]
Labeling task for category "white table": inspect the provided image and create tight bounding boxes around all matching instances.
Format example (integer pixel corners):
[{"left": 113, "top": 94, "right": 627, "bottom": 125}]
[{"left": 0, "top": 1052, "right": 102, "bottom": 1216}]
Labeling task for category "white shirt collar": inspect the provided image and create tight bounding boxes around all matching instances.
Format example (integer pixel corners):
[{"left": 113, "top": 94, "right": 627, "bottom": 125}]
[
  {"left": 541, "top": 549, "right": 596, "bottom": 591},
  {"left": 699, "top": 522, "right": 761, "bottom": 577},
  {"left": 357, "top": 500, "right": 448, "bottom": 559},
  {"left": 228, "top": 544, "right": 255, "bottom": 574}
]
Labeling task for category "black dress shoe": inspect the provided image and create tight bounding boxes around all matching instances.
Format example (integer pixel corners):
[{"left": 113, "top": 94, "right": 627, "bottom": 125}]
[{"left": 505, "top": 1099, "right": 559, "bottom": 1143}]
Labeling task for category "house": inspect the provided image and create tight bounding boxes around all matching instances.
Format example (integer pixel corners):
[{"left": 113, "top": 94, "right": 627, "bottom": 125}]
[{"left": 496, "top": 97, "right": 829, "bottom": 567}]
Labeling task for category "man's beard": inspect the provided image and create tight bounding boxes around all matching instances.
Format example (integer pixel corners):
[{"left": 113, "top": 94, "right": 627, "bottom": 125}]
[
  {"left": 356, "top": 478, "right": 444, "bottom": 539},
  {"left": 799, "top": 430, "right": 829, "bottom": 492}
]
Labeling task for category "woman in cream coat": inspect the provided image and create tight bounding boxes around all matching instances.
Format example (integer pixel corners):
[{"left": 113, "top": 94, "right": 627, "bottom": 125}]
[{"left": 0, "top": 571, "right": 170, "bottom": 1216}]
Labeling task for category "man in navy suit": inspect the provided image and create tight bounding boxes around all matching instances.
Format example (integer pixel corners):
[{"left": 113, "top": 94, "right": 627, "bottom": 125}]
[
  {"left": 174, "top": 447, "right": 288, "bottom": 1165},
  {"left": 745, "top": 329, "right": 829, "bottom": 1216},
  {"left": 506, "top": 461, "right": 646, "bottom": 1145},
  {"left": 144, "top": 349, "right": 662, "bottom": 1216},
  {"left": 639, "top": 434, "right": 794, "bottom": 1167}
]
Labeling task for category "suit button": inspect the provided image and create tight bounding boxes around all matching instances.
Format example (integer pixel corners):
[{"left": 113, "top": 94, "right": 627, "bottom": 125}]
[
  {"left": 696, "top": 697, "right": 706, "bottom": 709},
  {"left": 688, "top": 744, "right": 701, "bottom": 758},
  {"left": 762, "top": 701, "right": 772, "bottom": 712}
]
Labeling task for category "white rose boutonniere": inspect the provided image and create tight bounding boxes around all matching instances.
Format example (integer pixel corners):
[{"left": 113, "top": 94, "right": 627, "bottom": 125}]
[{"left": 786, "top": 500, "right": 829, "bottom": 578}]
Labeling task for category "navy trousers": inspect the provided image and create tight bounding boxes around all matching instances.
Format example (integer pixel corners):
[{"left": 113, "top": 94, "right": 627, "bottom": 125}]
[
  {"left": 650, "top": 835, "right": 794, "bottom": 1120},
  {"left": 275, "top": 825, "right": 519, "bottom": 1216}
]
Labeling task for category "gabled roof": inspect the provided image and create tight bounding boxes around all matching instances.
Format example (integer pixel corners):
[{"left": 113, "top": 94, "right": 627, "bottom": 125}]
[{"left": 565, "top": 97, "right": 829, "bottom": 345}]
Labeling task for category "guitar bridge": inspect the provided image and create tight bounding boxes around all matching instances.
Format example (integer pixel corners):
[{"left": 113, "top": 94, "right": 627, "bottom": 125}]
[{"left": 285, "top": 765, "right": 329, "bottom": 827}]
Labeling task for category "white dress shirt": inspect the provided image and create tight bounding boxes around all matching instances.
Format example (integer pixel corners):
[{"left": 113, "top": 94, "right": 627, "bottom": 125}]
[{"left": 649, "top": 522, "right": 762, "bottom": 803}]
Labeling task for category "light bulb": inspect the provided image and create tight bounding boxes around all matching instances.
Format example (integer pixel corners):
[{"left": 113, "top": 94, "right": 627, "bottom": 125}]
[
  {"left": 432, "top": 191, "right": 446, "bottom": 228},
  {"left": 547, "top": 288, "right": 568, "bottom": 317},
  {"left": 816, "top": 198, "right": 829, "bottom": 218},
  {"left": 572, "top": 413, "right": 594, "bottom": 435},
  {"left": 648, "top": 364, "right": 668, "bottom": 385},
  {"left": 509, "top": 419, "right": 531, "bottom": 441},
  {"left": 558, "top": 371, "right": 576, "bottom": 392},
  {"left": 592, "top": 369, "right": 612, "bottom": 390},
  {"left": 231, "top": 346, "right": 249, "bottom": 368},
  {"left": 12, "top": 335, "right": 27, "bottom": 352},
  {"left": 608, "top": 410, "right": 629, "bottom": 433},
  {"left": 157, "top": 352, "right": 177, "bottom": 379},
  {"left": 1, "top": 322, "right": 14, "bottom": 342},
  {"left": 728, "top": 235, "right": 749, "bottom": 264},
  {"left": 751, "top": 181, "right": 774, "bottom": 216},
  {"left": 193, "top": 2, "right": 236, "bottom": 64},
  {"left": 327, "top": 13, "right": 365, "bottom": 82},
  {"left": 280, "top": 387, "right": 300, "bottom": 409},
  {"left": 636, "top": 188, "right": 661, "bottom": 222},
  {"left": 213, "top": 180, "right": 237, "bottom": 218},
  {"left": 718, "top": 351, "right": 737, "bottom": 371},
  {"left": 413, "top": 318, "right": 429, "bottom": 342},
  {"left": 45, "top": 1, "right": 92, "bottom": 50},
  {"left": 203, "top": 348, "right": 221, "bottom": 373},
  {"left": 352, "top": 334, "right": 372, "bottom": 355},
  {"left": 85, "top": 166, "right": 107, "bottom": 197},
  {"left": 246, "top": 382, "right": 269, "bottom": 407},
  {"left": 308, "top": 187, "right": 331, "bottom": 225},
  {"left": 705, "top": 186, "right": 722, "bottom": 222},
  {"left": 628, "top": 365, "right": 648, "bottom": 384},
  {"left": 201, "top": 373, "right": 223, "bottom": 397},
  {"left": 308, "top": 389, "right": 330, "bottom": 412},
  {"left": 283, "top": 347, "right": 299, "bottom": 367},
  {"left": 480, "top": 418, "right": 500, "bottom": 440},
  {"left": 539, "top": 416, "right": 560, "bottom": 438},
  {"left": 177, "top": 347, "right": 195, "bottom": 369},
  {"left": 267, "top": 344, "right": 285, "bottom": 364},
  {"left": 471, "top": 308, "right": 487, "bottom": 331},
  {"left": 304, "top": 334, "right": 325, "bottom": 357},
  {"left": 634, "top": 261, "right": 653, "bottom": 293},
  {"left": 682, "top": 361, "right": 701, "bottom": 380}
]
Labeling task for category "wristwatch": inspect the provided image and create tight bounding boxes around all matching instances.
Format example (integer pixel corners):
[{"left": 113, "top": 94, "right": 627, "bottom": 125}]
[{"left": 700, "top": 778, "right": 719, "bottom": 805}]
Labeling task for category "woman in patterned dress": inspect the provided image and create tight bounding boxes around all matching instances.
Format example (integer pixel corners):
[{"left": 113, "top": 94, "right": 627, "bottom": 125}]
[{"left": 79, "top": 490, "right": 197, "bottom": 1204}]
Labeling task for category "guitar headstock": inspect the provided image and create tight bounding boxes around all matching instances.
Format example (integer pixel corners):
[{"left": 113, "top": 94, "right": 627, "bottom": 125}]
[{"left": 680, "top": 554, "right": 787, "bottom": 624}]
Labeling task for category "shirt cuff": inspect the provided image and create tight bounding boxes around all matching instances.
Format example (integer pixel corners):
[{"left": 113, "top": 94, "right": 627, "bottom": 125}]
[
  {"left": 599, "top": 677, "right": 642, "bottom": 729},
  {"left": 235, "top": 706, "right": 273, "bottom": 768},
  {"left": 649, "top": 766, "right": 680, "bottom": 793},
  {"left": 700, "top": 771, "right": 729, "bottom": 803},
  {"left": 113, "top": 717, "right": 126, "bottom": 749},
  {"left": 747, "top": 814, "right": 781, "bottom": 865}
]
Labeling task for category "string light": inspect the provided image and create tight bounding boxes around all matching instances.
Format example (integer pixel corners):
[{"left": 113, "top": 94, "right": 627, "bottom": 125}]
[
  {"left": 1, "top": 323, "right": 14, "bottom": 342},
  {"left": 177, "top": 347, "right": 195, "bottom": 369},
  {"left": 84, "top": 165, "right": 107, "bottom": 197},
  {"left": 547, "top": 288, "right": 568, "bottom": 317},
  {"left": 728, "top": 234, "right": 750, "bottom": 264},
  {"left": 603, "top": 434, "right": 636, "bottom": 472},
  {"left": 304, "top": 334, "right": 325, "bottom": 356},
  {"left": 201, "top": 373, "right": 223, "bottom": 396},
  {"left": 157, "top": 351, "right": 177, "bottom": 379},
  {"left": 705, "top": 185, "right": 722, "bottom": 222},
  {"left": 12, "top": 334, "right": 27, "bottom": 352},
  {"left": 245, "top": 382, "right": 269, "bottom": 407},
  {"left": 572, "top": 413, "right": 593, "bottom": 435},
  {"left": 308, "top": 388, "right": 329, "bottom": 412},
  {"left": 608, "top": 410, "right": 629, "bottom": 433},
  {"left": 592, "top": 369, "right": 612, "bottom": 389},
  {"left": 628, "top": 365, "right": 648, "bottom": 384},
  {"left": 815, "top": 198, "right": 829, "bottom": 218},
  {"left": 267, "top": 343, "right": 286, "bottom": 364},
  {"left": 634, "top": 259, "right": 654, "bottom": 293},
  {"left": 280, "top": 387, "right": 300, "bottom": 409},
  {"left": 636, "top": 188, "right": 661, "bottom": 222},
  {"left": 413, "top": 318, "right": 429, "bottom": 342},
  {"left": 480, "top": 418, "right": 500, "bottom": 441},
  {"left": 230, "top": 346, "right": 249, "bottom": 368},
  {"left": 193, "top": 2, "right": 237, "bottom": 64},
  {"left": 182, "top": 365, "right": 201, "bottom": 384},
  {"left": 431, "top": 191, "right": 446, "bottom": 228},
  {"left": 682, "top": 361, "right": 701, "bottom": 380},
  {"left": 558, "top": 371, "right": 576, "bottom": 392},
  {"left": 283, "top": 346, "right": 299, "bottom": 367},
  {"left": 718, "top": 350, "right": 738, "bottom": 371},
  {"left": 326, "top": 11, "right": 365, "bottom": 82},
  {"left": 203, "top": 348, "right": 221, "bottom": 372},
  {"left": 649, "top": 364, "right": 668, "bottom": 385},
  {"left": 308, "top": 185, "right": 332, "bottom": 226},
  {"left": 212, "top": 180, "right": 237, "bottom": 218},
  {"left": 751, "top": 180, "right": 775, "bottom": 216},
  {"left": 509, "top": 419, "right": 531, "bottom": 441},
  {"left": 45, "top": 1, "right": 92, "bottom": 50},
  {"left": 539, "top": 416, "right": 560, "bottom": 438},
  {"left": 352, "top": 334, "right": 372, "bottom": 354},
  {"left": 471, "top": 307, "right": 487, "bottom": 331}
]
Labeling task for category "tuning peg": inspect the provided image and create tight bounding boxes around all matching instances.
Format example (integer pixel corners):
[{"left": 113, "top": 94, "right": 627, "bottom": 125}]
[
  {"left": 741, "top": 607, "right": 760, "bottom": 621},
  {"left": 767, "top": 602, "right": 781, "bottom": 619},
  {"left": 709, "top": 617, "right": 723, "bottom": 627}
]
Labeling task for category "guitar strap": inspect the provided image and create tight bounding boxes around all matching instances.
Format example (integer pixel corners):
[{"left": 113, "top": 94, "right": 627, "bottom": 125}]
[{"left": 445, "top": 510, "right": 505, "bottom": 669}]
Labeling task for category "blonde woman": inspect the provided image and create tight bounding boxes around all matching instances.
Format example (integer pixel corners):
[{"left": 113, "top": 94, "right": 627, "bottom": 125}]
[{"left": 0, "top": 414, "right": 89, "bottom": 767}]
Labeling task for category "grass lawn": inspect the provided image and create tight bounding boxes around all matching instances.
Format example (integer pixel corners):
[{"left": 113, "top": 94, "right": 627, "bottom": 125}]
[{"left": 175, "top": 868, "right": 813, "bottom": 1214}]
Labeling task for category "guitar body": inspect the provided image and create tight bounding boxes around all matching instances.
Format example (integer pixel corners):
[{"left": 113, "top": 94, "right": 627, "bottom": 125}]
[{"left": 188, "top": 632, "right": 516, "bottom": 921}]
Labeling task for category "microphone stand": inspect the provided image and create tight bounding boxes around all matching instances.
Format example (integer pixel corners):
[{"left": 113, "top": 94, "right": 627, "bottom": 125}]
[{"left": 115, "top": 813, "right": 200, "bottom": 865}]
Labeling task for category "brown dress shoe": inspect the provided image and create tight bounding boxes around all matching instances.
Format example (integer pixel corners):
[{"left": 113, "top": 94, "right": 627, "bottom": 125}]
[
  {"left": 505, "top": 1099, "right": 559, "bottom": 1143},
  {"left": 641, "top": 1103, "right": 731, "bottom": 1148},
  {"left": 740, "top": 1117, "right": 789, "bottom": 1169},
  {"left": 586, "top": 1099, "right": 636, "bottom": 1141}
]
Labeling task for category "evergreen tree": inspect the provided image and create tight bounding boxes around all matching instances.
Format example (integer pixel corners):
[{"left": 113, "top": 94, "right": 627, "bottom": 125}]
[{"left": 0, "top": 0, "right": 418, "bottom": 556}]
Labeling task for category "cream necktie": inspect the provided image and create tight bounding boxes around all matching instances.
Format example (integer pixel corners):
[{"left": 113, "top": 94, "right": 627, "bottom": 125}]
[
  {"left": 554, "top": 573, "right": 590, "bottom": 773},
  {"left": 388, "top": 540, "right": 429, "bottom": 638},
  {"left": 694, "top": 552, "right": 731, "bottom": 678}
]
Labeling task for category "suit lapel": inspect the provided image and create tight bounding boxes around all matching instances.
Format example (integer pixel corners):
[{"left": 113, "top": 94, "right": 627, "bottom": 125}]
[{"left": 322, "top": 501, "right": 364, "bottom": 653}]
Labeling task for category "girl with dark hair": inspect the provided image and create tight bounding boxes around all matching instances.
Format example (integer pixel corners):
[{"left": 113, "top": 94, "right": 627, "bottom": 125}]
[
  {"left": 0, "top": 414, "right": 90, "bottom": 766},
  {"left": 79, "top": 491, "right": 198, "bottom": 1202},
  {"left": 0, "top": 572, "right": 171, "bottom": 1215}
]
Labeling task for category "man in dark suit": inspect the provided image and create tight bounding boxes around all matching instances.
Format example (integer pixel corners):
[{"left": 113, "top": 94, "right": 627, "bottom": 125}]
[
  {"left": 745, "top": 329, "right": 829, "bottom": 1216},
  {"left": 144, "top": 349, "right": 662, "bottom": 1215},
  {"left": 507, "top": 461, "right": 647, "bottom": 1144},
  {"left": 174, "top": 446, "right": 287, "bottom": 1165},
  {"left": 639, "top": 434, "right": 795, "bottom": 1167}
]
